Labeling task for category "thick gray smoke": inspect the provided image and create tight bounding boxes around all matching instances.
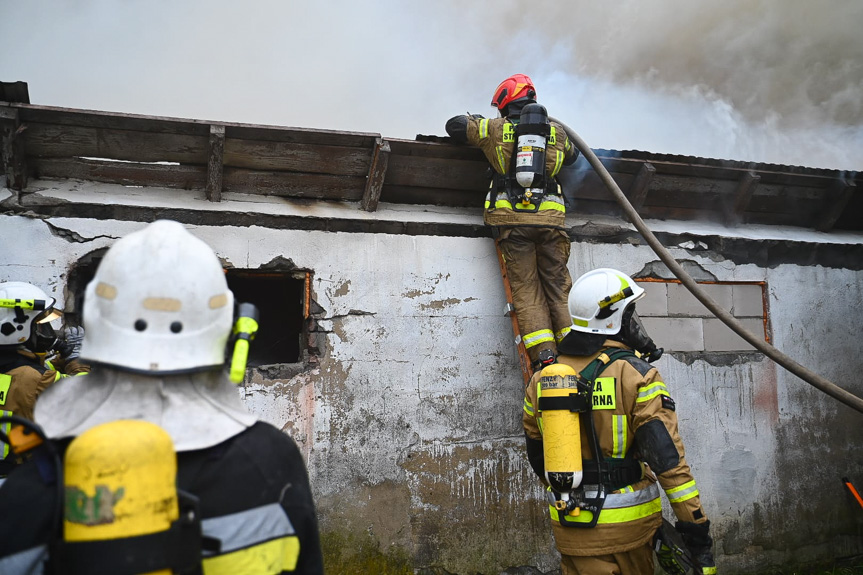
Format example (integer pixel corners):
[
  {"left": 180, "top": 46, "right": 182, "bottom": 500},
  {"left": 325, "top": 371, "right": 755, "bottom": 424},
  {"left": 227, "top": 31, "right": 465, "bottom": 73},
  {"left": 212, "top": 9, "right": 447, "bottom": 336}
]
[
  {"left": 1, "top": 0, "right": 861, "bottom": 169},
  {"left": 471, "top": 0, "right": 863, "bottom": 169}
]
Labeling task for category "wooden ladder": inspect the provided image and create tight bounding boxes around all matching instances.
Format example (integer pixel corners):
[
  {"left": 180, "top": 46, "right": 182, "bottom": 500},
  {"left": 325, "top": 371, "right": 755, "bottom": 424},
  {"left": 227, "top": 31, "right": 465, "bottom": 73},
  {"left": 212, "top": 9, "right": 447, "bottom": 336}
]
[{"left": 494, "top": 239, "right": 534, "bottom": 386}]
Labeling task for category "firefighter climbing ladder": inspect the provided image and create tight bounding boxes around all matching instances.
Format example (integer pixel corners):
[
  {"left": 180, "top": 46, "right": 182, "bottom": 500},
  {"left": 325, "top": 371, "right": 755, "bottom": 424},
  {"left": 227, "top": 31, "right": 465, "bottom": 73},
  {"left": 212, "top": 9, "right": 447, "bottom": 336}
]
[{"left": 494, "top": 239, "right": 533, "bottom": 386}]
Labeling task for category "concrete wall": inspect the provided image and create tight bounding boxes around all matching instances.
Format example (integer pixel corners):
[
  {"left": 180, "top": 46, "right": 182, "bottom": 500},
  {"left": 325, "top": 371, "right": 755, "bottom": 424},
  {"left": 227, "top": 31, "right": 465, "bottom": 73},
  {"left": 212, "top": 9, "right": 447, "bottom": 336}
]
[{"left": 2, "top": 182, "right": 863, "bottom": 574}]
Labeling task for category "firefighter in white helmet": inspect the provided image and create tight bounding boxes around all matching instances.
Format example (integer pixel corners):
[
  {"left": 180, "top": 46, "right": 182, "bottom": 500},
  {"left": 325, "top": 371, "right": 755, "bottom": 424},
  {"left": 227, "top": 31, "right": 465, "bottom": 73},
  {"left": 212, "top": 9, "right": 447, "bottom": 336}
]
[
  {"left": 522, "top": 268, "right": 716, "bottom": 575},
  {"left": 0, "top": 220, "right": 323, "bottom": 574},
  {"left": 0, "top": 282, "right": 89, "bottom": 476}
]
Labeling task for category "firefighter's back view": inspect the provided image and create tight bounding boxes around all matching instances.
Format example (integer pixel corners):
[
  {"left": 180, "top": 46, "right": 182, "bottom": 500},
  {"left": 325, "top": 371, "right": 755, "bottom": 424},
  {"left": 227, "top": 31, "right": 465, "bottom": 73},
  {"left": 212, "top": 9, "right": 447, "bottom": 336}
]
[
  {"left": 522, "top": 268, "right": 716, "bottom": 575},
  {"left": 0, "top": 220, "right": 323, "bottom": 574}
]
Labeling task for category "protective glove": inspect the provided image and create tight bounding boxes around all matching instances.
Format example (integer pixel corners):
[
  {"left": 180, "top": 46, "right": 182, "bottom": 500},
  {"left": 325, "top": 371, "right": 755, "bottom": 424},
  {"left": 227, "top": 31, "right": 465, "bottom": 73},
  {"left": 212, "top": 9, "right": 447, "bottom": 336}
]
[
  {"left": 675, "top": 520, "right": 716, "bottom": 574},
  {"left": 58, "top": 326, "right": 85, "bottom": 361}
]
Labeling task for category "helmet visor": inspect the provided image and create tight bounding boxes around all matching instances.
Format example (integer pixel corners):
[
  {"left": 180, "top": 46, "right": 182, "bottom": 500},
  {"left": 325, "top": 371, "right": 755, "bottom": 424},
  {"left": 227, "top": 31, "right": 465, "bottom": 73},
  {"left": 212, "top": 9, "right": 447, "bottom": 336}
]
[
  {"left": 33, "top": 321, "right": 58, "bottom": 353},
  {"left": 35, "top": 307, "right": 63, "bottom": 324}
]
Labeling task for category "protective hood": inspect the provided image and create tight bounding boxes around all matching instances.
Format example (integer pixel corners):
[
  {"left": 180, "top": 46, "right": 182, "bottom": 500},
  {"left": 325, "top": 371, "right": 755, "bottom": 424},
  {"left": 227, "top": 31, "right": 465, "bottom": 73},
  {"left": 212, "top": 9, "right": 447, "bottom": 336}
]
[
  {"left": 557, "top": 330, "right": 607, "bottom": 357},
  {"left": 34, "top": 367, "right": 257, "bottom": 451}
]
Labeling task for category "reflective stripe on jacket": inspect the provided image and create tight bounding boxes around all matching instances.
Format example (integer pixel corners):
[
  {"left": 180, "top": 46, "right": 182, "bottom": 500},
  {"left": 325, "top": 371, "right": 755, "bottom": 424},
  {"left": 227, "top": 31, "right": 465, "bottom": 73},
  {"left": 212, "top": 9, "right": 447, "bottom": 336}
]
[
  {"left": 467, "top": 115, "right": 575, "bottom": 228},
  {"left": 547, "top": 482, "right": 662, "bottom": 526},
  {"left": 523, "top": 339, "right": 708, "bottom": 556},
  {"left": 0, "top": 350, "right": 89, "bottom": 422},
  {"left": 202, "top": 502, "right": 300, "bottom": 573}
]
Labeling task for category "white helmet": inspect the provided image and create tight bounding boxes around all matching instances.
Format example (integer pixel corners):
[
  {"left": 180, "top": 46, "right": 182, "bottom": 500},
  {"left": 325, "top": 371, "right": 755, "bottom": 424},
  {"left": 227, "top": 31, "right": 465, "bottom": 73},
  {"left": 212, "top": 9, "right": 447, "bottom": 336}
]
[
  {"left": 80, "top": 220, "right": 235, "bottom": 373},
  {"left": 0, "top": 282, "right": 61, "bottom": 347},
  {"left": 569, "top": 268, "right": 645, "bottom": 335}
]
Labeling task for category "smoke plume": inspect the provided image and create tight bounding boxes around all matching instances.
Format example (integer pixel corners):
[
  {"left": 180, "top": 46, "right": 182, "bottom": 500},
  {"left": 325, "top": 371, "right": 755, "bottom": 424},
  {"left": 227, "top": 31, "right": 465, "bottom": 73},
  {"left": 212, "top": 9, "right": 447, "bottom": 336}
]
[{"left": 1, "top": 0, "right": 861, "bottom": 169}]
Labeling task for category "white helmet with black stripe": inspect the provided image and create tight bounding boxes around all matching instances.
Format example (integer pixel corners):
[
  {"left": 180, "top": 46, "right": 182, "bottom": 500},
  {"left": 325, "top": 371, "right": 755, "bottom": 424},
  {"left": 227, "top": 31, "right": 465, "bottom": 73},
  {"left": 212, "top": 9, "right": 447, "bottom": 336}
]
[{"left": 0, "top": 282, "right": 61, "bottom": 348}]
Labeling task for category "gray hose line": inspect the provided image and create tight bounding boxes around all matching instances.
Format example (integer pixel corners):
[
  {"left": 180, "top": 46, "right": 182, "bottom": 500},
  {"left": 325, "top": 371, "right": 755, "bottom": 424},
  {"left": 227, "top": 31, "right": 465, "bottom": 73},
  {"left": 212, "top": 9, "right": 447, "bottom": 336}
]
[{"left": 550, "top": 117, "right": 863, "bottom": 414}]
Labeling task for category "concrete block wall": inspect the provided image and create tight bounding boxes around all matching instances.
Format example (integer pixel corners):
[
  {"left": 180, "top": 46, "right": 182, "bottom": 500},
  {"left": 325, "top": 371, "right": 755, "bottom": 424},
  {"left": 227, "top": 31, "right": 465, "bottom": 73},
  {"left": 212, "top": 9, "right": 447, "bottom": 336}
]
[
  {"left": 3, "top": 188, "right": 863, "bottom": 574},
  {"left": 636, "top": 280, "right": 767, "bottom": 352}
]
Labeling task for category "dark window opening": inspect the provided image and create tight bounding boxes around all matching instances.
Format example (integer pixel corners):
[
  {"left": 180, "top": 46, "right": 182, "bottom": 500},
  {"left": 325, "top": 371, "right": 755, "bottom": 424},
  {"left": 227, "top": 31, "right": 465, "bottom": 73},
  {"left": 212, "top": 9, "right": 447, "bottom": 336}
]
[
  {"left": 65, "top": 249, "right": 107, "bottom": 326},
  {"left": 225, "top": 270, "right": 305, "bottom": 366}
]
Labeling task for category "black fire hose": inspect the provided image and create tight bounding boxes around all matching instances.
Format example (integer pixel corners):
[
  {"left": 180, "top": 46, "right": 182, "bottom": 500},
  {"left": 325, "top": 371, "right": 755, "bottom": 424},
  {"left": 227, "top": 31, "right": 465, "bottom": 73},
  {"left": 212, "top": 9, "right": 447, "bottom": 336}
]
[{"left": 551, "top": 117, "right": 863, "bottom": 415}]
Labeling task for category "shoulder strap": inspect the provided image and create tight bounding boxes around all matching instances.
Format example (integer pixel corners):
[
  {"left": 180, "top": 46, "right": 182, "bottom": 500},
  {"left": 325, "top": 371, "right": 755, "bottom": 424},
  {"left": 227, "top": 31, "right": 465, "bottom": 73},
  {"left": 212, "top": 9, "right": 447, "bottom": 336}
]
[
  {"left": 580, "top": 347, "right": 638, "bottom": 481},
  {"left": 580, "top": 348, "right": 636, "bottom": 383}
]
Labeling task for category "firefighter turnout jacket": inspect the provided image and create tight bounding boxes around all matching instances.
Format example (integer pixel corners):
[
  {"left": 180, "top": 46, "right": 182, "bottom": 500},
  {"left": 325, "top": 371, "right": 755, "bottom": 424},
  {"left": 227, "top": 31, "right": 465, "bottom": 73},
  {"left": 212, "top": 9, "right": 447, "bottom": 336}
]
[
  {"left": 0, "top": 349, "right": 89, "bottom": 474},
  {"left": 0, "top": 421, "right": 324, "bottom": 574},
  {"left": 448, "top": 114, "right": 577, "bottom": 229},
  {"left": 0, "top": 349, "right": 89, "bottom": 421},
  {"left": 522, "top": 340, "right": 709, "bottom": 556}
]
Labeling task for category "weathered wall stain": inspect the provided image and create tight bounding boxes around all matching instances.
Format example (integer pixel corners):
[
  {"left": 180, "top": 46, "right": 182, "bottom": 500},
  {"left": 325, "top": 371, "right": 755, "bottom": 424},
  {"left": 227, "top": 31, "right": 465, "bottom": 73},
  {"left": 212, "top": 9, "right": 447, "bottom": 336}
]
[
  {"left": 334, "top": 279, "right": 351, "bottom": 298},
  {"left": 400, "top": 440, "right": 558, "bottom": 573},
  {"left": 3, "top": 212, "right": 862, "bottom": 574},
  {"left": 403, "top": 273, "right": 455, "bottom": 300},
  {"left": 420, "top": 298, "right": 464, "bottom": 311}
]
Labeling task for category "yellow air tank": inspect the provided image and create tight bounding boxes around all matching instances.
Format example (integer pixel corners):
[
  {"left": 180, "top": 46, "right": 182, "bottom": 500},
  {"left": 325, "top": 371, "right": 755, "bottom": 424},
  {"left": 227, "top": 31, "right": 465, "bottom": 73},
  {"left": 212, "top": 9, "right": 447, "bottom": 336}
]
[
  {"left": 64, "top": 419, "right": 179, "bottom": 575},
  {"left": 538, "top": 363, "right": 583, "bottom": 511}
]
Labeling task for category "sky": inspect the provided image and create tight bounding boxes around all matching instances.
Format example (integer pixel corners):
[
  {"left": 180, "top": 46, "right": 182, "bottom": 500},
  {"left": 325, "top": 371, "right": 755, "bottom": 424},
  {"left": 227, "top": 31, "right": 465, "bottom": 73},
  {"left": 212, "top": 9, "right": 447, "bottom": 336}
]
[{"left": 2, "top": 0, "right": 863, "bottom": 171}]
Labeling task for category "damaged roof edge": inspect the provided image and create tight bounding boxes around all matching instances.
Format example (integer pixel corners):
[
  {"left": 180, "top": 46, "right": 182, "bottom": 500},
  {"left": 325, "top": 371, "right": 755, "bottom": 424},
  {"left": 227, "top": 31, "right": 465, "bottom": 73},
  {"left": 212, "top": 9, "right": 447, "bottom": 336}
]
[{"left": 1, "top": 93, "right": 861, "bottom": 232}]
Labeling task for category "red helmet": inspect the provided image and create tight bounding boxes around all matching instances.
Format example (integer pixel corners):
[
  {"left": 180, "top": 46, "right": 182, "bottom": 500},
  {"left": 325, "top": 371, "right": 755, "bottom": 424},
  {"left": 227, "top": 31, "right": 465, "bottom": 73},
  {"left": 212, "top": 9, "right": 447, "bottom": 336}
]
[{"left": 491, "top": 74, "right": 537, "bottom": 111}]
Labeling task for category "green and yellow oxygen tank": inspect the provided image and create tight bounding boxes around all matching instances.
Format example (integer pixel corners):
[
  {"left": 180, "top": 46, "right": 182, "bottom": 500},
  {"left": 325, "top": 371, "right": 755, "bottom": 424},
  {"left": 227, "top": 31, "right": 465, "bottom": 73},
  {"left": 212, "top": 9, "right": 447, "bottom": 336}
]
[
  {"left": 538, "top": 363, "right": 583, "bottom": 511},
  {"left": 64, "top": 419, "right": 179, "bottom": 575}
]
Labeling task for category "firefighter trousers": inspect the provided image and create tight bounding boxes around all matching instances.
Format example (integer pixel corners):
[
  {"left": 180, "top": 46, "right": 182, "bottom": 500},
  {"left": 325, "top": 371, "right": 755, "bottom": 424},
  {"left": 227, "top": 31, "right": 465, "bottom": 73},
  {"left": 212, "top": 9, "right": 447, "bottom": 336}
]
[
  {"left": 497, "top": 226, "right": 573, "bottom": 364},
  {"left": 560, "top": 541, "right": 655, "bottom": 575}
]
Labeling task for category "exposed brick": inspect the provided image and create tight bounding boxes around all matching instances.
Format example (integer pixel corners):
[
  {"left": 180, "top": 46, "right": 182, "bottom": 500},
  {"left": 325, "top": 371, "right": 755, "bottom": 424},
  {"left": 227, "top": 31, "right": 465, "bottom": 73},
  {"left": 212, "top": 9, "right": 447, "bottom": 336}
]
[
  {"left": 667, "top": 283, "right": 733, "bottom": 317},
  {"left": 635, "top": 281, "right": 668, "bottom": 317},
  {"left": 642, "top": 317, "right": 704, "bottom": 352},
  {"left": 703, "top": 317, "right": 765, "bottom": 351},
  {"left": 732, "top": 284, "right": 765, "bottom": 317}
]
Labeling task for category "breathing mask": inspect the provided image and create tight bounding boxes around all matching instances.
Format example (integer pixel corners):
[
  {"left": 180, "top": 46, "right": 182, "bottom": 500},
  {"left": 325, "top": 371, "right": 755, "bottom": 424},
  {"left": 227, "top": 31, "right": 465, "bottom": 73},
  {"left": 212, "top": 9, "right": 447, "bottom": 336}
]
[{"left": 620, "top": 306, "right": 663, "bottom": 363}]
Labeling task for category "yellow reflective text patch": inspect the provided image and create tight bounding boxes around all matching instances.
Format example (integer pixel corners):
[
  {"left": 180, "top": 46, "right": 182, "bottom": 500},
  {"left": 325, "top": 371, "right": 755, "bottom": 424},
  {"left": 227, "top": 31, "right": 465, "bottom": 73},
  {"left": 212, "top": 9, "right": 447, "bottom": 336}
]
[{"left": 592, "top": 377, "right": 616, "bottom": 410}]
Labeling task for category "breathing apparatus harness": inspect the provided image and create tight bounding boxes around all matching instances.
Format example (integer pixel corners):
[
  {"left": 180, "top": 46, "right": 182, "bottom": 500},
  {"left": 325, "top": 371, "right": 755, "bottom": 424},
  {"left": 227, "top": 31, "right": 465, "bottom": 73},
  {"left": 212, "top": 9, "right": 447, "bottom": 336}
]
[
  {"left": 0, "top": 304, "right": 260, "bottom": 572},
  {"left": 539, "top": 348, "right": 645, "bottom": 528},
  {"left": 0, "top": 414, "right": 207, "bottom": 575},
  {"left": 492, "top": 102, "right": 562, "bottom": 213}
]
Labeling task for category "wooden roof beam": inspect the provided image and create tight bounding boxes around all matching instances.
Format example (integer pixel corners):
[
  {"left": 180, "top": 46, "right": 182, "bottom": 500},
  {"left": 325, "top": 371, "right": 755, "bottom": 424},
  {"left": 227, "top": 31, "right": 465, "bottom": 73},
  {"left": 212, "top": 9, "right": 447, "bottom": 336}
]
[
  {"left": 725, "top": 171, "right": 760, "bottom": 225},
  {"left": 1, "top": 107, "right": 28, "bottom": 191},
  {"left": 206, "top": 124, "right": 225, "bottom": 202},
  {"left": 815, "top": 177, "right": 856, "bottom": 232},
  {"left": 360, "top": 137, "right": 390, "bottom": 212},
  {"left": 626, "top": 162, "right": 655, "bottom": 212}
]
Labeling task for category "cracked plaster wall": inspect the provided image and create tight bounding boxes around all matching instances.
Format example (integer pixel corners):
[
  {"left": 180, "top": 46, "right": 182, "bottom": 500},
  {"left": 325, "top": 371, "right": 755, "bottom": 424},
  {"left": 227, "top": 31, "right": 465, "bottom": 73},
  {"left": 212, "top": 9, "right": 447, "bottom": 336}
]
[{"left": 1, "top": 209, "right": 862, "bottom": 574}]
